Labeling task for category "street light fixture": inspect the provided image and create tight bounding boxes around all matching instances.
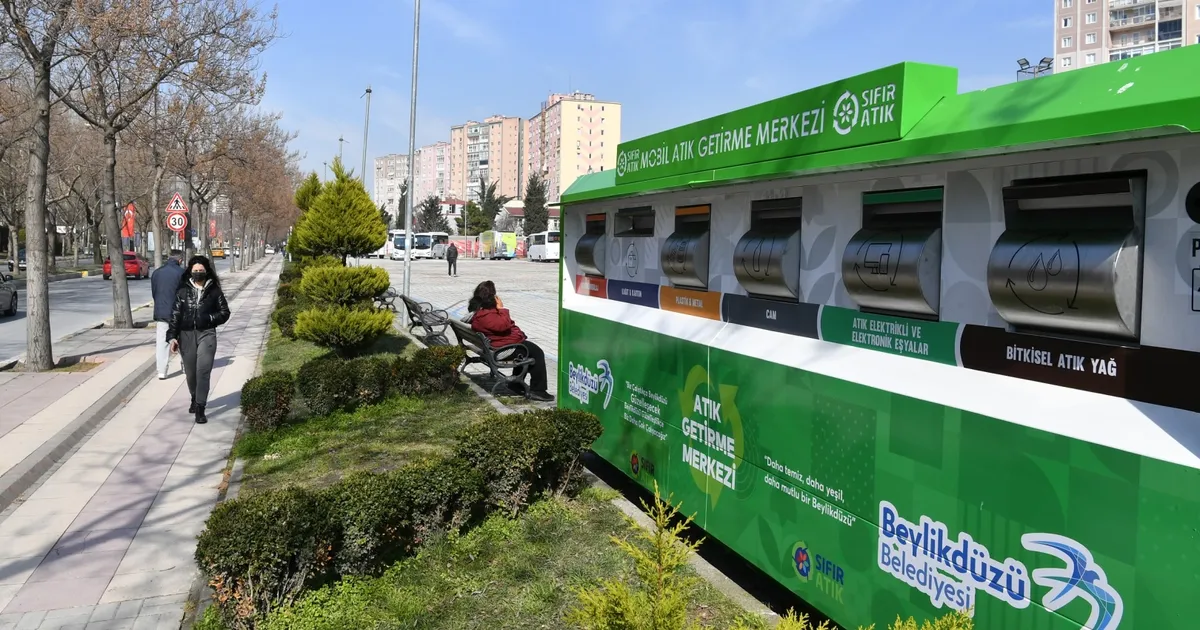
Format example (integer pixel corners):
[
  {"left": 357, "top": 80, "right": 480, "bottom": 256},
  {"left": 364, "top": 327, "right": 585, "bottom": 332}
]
[
  {"left": 402, "top": 0, "right": 421, "bottom": 297},
  {"left": 1037, "top": 57, "right": 1055, "bottom": 77},
  {"left": 1016, "top": 58, "right": 1035, "bottom": 80},
  {"left": 361, "top": 86, "right": 372, "bottom": 184}
]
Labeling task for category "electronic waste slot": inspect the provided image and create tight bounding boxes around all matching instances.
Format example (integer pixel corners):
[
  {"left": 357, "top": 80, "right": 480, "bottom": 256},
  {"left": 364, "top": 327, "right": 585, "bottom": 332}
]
[
  {"left": 841, "top": 187, "right": 944, "bottom": 318},
  {"left": 734, "top": 197, "right": 803, "bottom": 301},
  {"left": 576, "top": 213, "right": 607, "bottom": 277},
  {"left": 987, "top": 171, "right": 1145, "bottom": 341},
  {"left": 661, "top": 205, "right": 711, "bottom": 290}
]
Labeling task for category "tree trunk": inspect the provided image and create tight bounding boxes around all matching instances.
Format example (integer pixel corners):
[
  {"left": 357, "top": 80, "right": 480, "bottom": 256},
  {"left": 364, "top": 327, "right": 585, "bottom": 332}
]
[
  {"left": 151, "top": 164, "right": 164, "bottom": 266},
  {"left": 101, "top": 130, "right": 133, "bottom": 328},
  {"left": 228, "top": 206, "right": 236, "bottom": 274},
  {"left": 23, "top": 62, "right": 55, "bottom": 370},
  {"left": 72, "top": 228, "right": 79, "bottom": 268}
]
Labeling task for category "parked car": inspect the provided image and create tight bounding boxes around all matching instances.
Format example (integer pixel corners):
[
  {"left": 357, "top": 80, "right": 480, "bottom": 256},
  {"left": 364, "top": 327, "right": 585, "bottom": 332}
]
[
  {"left": 6, "top": 250, "right": 25, "bottom": 272},
  {"left": 103, "top": 251, "right": 150, "bottom": 280},
  {"left": 264, "top": 245, "right": 275, "bottom": 254},
  {"left": 0, "top": 272, "right": 16, "bottom": 317}
]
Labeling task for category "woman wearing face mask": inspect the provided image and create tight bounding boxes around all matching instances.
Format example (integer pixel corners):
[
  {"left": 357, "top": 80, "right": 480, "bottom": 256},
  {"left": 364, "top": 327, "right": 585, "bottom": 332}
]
[{"left": 166, "top": 256, "right": 231, "bottom": 424}]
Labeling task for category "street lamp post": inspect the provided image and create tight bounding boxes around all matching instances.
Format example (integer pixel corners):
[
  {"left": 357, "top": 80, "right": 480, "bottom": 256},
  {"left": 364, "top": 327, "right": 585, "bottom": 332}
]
[
  {"left": 403, "top": 0, "right": 421, "bottom": 297},
  {"left": 361, "top": 86, "right": 372, "bottom": 182}
]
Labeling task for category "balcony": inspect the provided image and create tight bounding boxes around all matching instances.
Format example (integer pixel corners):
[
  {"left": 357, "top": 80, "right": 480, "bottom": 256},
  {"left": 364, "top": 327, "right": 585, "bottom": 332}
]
[
  {"left": 1110, "top": 13, "right": 1156, "bottom": 30},
  {"left": 1109, "top": 0, "right": 1154, "bottom": 8}
]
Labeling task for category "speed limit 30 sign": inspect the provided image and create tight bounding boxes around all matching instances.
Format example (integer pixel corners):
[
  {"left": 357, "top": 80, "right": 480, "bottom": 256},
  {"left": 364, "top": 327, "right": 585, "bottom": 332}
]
[{"left": 167, "top": 212, "right": 188, "bottom": 232}]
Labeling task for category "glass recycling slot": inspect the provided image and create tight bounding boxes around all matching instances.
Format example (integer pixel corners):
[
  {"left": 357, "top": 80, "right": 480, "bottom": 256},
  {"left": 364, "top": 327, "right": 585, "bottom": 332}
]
[
  {"left": 734, "top": 197, "right": 803, "bottom": 301},
  {"left": 661, "top": 205, "right": 711, "bottom": 290},
  {"left": 841, "top": 187, "right": 944, "bottom": 319},
  {"left": 987, "top": 171, "right": 1146, "bottom": 341},
  {"left": 576, "top": 213, "right": 607, "bottom": 277}
]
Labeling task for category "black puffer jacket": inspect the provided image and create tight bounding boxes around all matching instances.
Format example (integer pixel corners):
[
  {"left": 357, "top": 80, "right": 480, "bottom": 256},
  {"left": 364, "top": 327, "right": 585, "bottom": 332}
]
[{"left": 166, "top": 281, "right": 231, "bottom": 342}]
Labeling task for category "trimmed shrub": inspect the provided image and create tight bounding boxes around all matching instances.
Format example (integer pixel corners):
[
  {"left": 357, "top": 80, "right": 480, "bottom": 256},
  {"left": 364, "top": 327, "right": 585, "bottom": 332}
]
[
  {"left": 391, "top": 346, "right": 464, "bottom": 397},
  {"left": 296, "top": 356, "right": 355, "bottom": 416},
  {"left": 295, "top": 306, "right": 394, "bottom": 356},
  {"left": 348, "top": 356, "right": 390, "bottom": 407},
  {"left": 298, "top": 265, "right": 390, "bottom": 308},
  {"left": 241, "top": 371, "right": 295, "bottom": 432},
  {"left": 275, "top": 282, "right": 299, "bottom": 309},
  {"left": 332, "top": 457, "right": 484, "bottom": 577},
  {"left": 273, "top": 305, "right": 302, "bottom": 339},
  {"left": 528, "top": 408, "right": 604, "bottom": 494},
  {"left": 195, "top": 486, "right": 340, "bottom": 628}
]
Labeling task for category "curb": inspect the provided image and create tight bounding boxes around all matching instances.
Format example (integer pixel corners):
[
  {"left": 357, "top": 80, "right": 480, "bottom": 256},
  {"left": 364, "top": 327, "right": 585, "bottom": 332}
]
[
  {"left": 10, "top": 271, "right": 90, "bottom": 290},
  {"left": 0, "top": 260, "right": 274, "bottom": 513},
  {"left": 0, "top": 300, "right": 155, "bottom": 368}
]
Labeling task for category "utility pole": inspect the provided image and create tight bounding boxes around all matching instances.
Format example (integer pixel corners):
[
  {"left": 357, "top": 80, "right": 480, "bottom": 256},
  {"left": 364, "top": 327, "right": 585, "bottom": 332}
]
[
  {"left": 339, "top": 136, "right": 345, "bottom": 162},
  {"left": 403, "top": 0, "right": 421, "bottom": 296},
  {"left": 361, "top": 86, "right": 372, "bottom": 181}
]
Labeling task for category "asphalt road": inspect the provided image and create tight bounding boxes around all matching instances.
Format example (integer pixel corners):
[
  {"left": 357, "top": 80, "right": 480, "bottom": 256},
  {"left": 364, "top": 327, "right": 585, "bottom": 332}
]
[{"left": 0, "top": 275, "right": 156, "bottom": 363}]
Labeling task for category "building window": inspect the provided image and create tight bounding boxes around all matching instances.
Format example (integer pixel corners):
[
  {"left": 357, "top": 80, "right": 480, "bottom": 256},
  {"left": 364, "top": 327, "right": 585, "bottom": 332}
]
[
  {"left": 1086, "top": 0, "right": 1094, "bottom": 3},
  {"left": 1062, "top": 0, "right": 1072, "bottom": 6},
  {"left": 1086, "top": 53, "right": 1096, "bottom": 64},
  {"left": 1061, "top": 57, "right": 1073, "bottom": 68},
  {"left": 1086, "top": 32, "right": 1097, "bottom": 44},
  {"left": 1062, "top": 16, "right": 1072, "bottom": 27},
  {"left": 1085, "top": 12, "right": 1096, "bottom": 23},
  {"left": 1062, "top": 36, "right": 1073, "bottom": 47}
]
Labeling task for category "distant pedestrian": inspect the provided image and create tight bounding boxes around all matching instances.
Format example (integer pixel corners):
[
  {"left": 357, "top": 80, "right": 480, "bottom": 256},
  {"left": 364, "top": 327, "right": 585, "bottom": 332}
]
[
  {"left": 446, "top": 242, "right": 458, "bottom": 277},
  {"left": 167, "top": 256, "right": 231, "bottom": 424},
  {"left": 151, "top": 250, "right": 185, "bottom": 379}
]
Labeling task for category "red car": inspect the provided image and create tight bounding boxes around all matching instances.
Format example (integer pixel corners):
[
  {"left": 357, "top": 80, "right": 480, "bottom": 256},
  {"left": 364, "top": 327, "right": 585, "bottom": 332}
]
[{"left": 103, "top": 251, "right": 150, "bottom": 280}]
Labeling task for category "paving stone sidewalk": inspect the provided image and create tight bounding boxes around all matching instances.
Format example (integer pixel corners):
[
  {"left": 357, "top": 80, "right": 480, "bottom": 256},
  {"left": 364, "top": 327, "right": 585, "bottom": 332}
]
[{"left": 0, "top": 258, "right": 280, "bottom": 630}]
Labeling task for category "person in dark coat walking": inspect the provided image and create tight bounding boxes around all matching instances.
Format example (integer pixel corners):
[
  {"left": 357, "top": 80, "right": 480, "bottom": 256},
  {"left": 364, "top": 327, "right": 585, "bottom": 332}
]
[
  {"left": 151, "top": 250, "right": 185, "bottom": 379},
  {"left": 167, "top": 256, "right": 231, "bottom": 424},
  {"left": 446, "top": 242, "right": 458, "bottom": 277}
]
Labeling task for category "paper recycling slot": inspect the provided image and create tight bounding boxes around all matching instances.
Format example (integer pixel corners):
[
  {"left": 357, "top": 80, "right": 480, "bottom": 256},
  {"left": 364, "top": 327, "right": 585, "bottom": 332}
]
[
  {"left": 661, "top": 205, "right": 711, "bottom": 290},
  {"left": 577, "top": 213, "right": 607, "bottom": 277},
  {"left": 734, "top": 197, "right": 803, "bottom": 301},
  {"left": 987, "top": 171, "right": 1145, "bottom": 340}
]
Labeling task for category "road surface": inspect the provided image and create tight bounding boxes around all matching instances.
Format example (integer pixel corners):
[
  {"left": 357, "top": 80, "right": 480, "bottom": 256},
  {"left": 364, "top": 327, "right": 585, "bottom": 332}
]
[{"left": 0, "top": 275, "right": 156, "bottom": 363}]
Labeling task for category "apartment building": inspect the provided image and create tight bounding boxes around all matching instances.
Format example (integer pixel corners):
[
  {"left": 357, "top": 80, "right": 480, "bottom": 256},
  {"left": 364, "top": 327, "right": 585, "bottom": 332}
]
[
  {"left": 373, "top": 153, "right": 410, "bottom": 220},
  {"left": 412, "top": 141, "right": 450, "bottom": 204},
  {"left": 448, "top": 115, "right": 524, "bottom": 203},
  {"left": 1056, "top": 0, "right": 1200, "bottom": 71},
  {"left": 525, "top": 92, "right": 622, "bottom": 204}
]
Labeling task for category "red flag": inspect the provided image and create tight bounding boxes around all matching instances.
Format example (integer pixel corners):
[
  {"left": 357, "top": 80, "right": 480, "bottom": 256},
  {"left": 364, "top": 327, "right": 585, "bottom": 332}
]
[
  {"left": 120, "top": 204, "right": 136, "bottom": 238},
  {"left": 209, "top": 220, "right": 217, "bottom": 238}
]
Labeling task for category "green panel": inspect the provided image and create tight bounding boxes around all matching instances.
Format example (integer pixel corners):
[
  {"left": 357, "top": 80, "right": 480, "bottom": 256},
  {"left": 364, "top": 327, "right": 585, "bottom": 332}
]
[
  {"left": 612, "top": 63, "right": 957, "bottom": 186},
  {"left": 558, "top": 310, "right": 1200, "bottom": 630},
  {"left": 862, "top": 187, "right": 945, "bottom": 205},
  {"left": 819, "top": 306, "right": 961, "bottom": 365},
  {"left": 563, "top": 46, "right": 1200, "bottom": 205}
]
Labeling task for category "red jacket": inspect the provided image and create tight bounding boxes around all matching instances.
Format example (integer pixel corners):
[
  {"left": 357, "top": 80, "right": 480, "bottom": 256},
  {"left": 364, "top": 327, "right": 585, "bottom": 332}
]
[{"left": 471, "top": 307, "right": 527, "bottom": 347}]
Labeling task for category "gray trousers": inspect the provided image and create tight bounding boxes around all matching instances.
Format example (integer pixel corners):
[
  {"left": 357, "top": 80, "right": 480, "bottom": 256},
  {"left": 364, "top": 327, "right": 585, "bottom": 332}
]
[{"left": 179, "top": 329, "right": 217, "bottom": 406}]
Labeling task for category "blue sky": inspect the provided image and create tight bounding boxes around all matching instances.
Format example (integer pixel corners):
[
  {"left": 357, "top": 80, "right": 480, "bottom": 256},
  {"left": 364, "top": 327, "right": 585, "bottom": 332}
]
[{"left": 259, "top": 0, "right": 1054, "bottom": 192}]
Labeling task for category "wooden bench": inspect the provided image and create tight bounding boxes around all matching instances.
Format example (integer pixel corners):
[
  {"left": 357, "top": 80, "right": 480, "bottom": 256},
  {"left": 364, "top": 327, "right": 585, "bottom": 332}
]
[
  {"left": 447, "top": 318, "right": 535, "bottom": 398},
  {"left": 376, "top": 286, "right": 400, "bottom": 311},
  {"left": 400, "top": 294, "right": 449, "bottom": 342}
]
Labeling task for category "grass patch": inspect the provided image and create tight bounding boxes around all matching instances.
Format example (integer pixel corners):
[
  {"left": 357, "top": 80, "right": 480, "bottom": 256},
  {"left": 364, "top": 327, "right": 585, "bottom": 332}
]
[
  {"left": 261, "top": 492, "right": 755, "bottom": 630},
  {"left": 235, "top": 391, "right": 492, "bottom": 494},
  {"left": 261, "top": 323, "right": 415, "bottom": 375}
]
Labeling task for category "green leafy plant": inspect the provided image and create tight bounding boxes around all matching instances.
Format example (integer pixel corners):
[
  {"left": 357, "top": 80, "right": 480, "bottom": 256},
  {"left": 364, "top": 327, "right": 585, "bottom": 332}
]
[
  {"left": 272, "top": 305, "right": 302, "bottom": 339},
  {"left": 289, "top": 157, "right": 387, "bottom": 262},
  {"left": 275, "top": 282, "right": 298, "bottom": 308},
  {"left": 293, "top": 171, "right": 323, "bottom": 214},
  {"left": 348, "top": 356, "right": 390, "bottom": 407},
  {"left": 298, "top": 265, "right": 390, "bottom": 308},
  {"left": 390, "top": 345, "right": 464, "bottom": 397},
  {"left": 566, "top": 482, "right": 703, "bottom": 630},
  {"left": 296, "top": 355, "right": 356, "bottom": 416},
  {"left": 522, "top": 173, "right": 549, "bottom": 234},
  {"left": 241, "top": 371, "right": 295, "bottom": 432},
  {"left": 414, "top": 194, "right": 451, "bottom": 232},
  {"left": 294, "top": 306, "right": 395, "bottom": 356},
  {"left": 195, "top": 486, "right": 340, "bottom": 629}
]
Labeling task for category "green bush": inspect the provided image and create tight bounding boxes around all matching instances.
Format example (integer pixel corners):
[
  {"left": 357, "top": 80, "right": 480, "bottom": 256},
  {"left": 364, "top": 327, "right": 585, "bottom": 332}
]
[
  {"left": 348, "top": 356, "right": 390, "bottom": 407},
  {"left": 275, "top": 283, "right": 299, "bottom": 309},
  {"left": 454, "top": 409, "right": 603, "bottom": 516},
  {"left": 299, "top": 265, "right": 390, "bottom": 308},
  {"left": 273, "top": 305, "right": 302, "bottom": 339},
  {"left": 241, "top": 371, "right": 295, "bottom": 432},
  {"left": 295, "top": 306, "right": 394, "bottom": 355},
  {"left": 332, "top": 457, "right": 484, "bottom": 577},
  {"left": 195, "top": 487, "right": 340, "bottom": 629},
  {"left": 279, "top": 255, "right": 340, "bottom": 285},
  {"left": 296, "top": 356, "right": 356, "bottom": 416},
  {"left": 391, "top": 345, "right": 464, "bottom": 397}
]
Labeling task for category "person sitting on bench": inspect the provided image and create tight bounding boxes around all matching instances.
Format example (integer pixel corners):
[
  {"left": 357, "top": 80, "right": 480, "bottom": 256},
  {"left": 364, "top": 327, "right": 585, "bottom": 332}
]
[{"left": 468, "top": 281, "right": 553, "bottom": 402}]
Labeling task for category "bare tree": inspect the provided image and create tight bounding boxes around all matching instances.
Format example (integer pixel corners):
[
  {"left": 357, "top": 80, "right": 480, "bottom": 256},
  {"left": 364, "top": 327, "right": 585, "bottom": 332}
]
[
  {"left": 51, "top": 0, "right": 276, "bottom": 327},
  {"left": 0, "top": 0, "right": 75, "bottom": 370}
]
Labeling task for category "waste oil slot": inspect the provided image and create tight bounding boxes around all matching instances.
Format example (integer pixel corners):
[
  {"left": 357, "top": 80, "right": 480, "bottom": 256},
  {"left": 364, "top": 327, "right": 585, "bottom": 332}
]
[
  {"left": 734, "top": 197, "right": 803, "bottom": 301},
  {"left": 661, "top": 205, "right": 711, "bottom": 290},
  {"left": 987, "top": 170, "right": 1146, "bottom": 341},
  {"left": 841, "top": 187, "right": 944, "bottom": 319},
  {"left": 576, "top": 213, "right": 607, "bottom": 277}
]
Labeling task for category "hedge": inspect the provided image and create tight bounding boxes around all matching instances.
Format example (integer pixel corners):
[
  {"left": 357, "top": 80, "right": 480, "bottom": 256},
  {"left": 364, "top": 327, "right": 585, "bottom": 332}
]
[
  {"left": 390, "top": 346, "right": 464, "bottom": 397},
  {"left": 298, "top": 266, "right": 390, "bottom": 308},
  {"left": 272, "top": 305, "right": 302, "bottom": 339},
  {"left": 296, "top": 355, "right": 356, "bottom": 416},
  {"left": 348, "top": 356, "right": 390, "bottom": 408},
  {"left": 294, "top": 306, "right": 395, "bottom": 355},
  {"left": 241, "top": 371, "right": 295, "bottom": 432}
]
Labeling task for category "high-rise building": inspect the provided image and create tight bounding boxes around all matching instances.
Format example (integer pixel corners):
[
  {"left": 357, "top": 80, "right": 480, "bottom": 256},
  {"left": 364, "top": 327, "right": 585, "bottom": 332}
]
[
  {"left": 526, "top": 92, "right": 621, "bottom": 204},
  {"left": 413, "top": 141, "right": 450, "bottom": 204},
  {"left": 373, "top": 153, "right": 409, "bottom": 222},
  {"left": 449, "top": 115, "right": 524, "bottom": 203},
  {"left": 1055, "top": 0, "right": 1198, "bottom": 71}
]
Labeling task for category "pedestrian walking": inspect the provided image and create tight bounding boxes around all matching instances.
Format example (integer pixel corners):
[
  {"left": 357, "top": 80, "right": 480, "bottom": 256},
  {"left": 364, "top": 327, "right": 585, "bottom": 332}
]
[
  {"left": 151, "top": 249, "right": 185, "bottom": 379},
  {"left": 446, "top": 242, "right": 458, "bottom": 277},
  {"left": 166, "top": 256, "right": 231, "bottom": 424}
]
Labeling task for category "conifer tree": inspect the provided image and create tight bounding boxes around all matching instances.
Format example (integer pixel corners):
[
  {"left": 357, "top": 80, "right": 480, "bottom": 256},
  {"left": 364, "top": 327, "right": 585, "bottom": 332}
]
[{"left": 290, "top": 157, "right": 386, "bottom": 263}]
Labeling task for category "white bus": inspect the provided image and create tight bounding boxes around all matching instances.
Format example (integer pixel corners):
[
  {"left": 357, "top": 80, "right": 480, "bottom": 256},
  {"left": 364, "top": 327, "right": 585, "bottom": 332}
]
[
  {"left": 389, "top": 229, "right": 409, "bottom": 261},
  {"left": 526, "top": 230, "right": 560, "bottom": 262},
  {"left": 414, "top": 232, "right": 450, "bottom": 259}
]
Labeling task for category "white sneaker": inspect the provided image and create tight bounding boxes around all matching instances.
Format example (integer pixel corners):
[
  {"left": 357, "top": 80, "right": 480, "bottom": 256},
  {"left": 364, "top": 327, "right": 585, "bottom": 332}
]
[{"left": 158, "top": 373, "right": 167, "bottom": 380}]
